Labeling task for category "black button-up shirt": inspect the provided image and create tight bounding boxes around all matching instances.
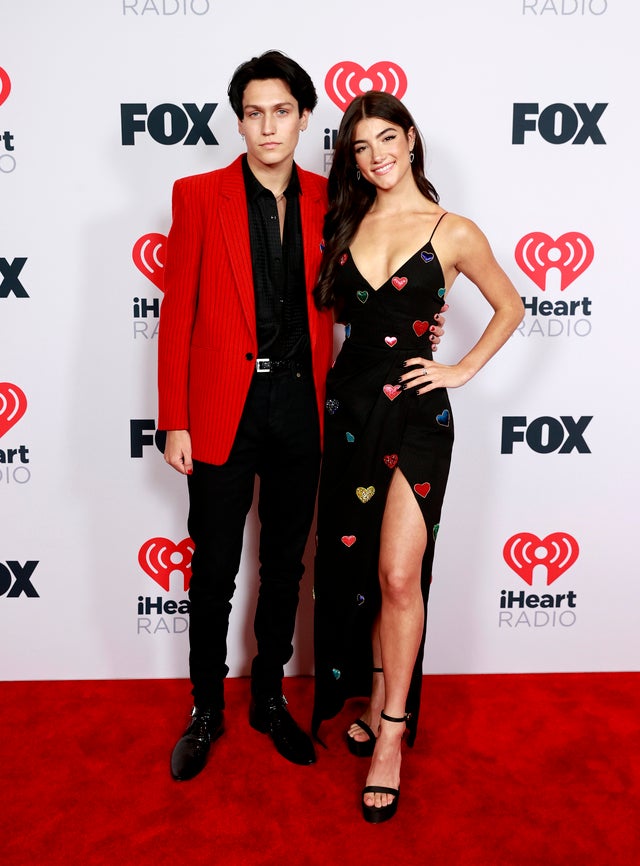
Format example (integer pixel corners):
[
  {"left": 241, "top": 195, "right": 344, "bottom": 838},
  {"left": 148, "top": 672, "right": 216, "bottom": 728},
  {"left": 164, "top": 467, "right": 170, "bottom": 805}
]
[{"left": 242, "top": 156, "right": 310, "bottom": 361}]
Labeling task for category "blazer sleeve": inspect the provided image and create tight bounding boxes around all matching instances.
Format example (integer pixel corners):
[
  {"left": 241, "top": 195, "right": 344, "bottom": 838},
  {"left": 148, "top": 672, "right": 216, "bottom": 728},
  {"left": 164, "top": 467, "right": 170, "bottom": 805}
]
[{"left": 157, "top": 176, "right": 205, "bottom": 432}]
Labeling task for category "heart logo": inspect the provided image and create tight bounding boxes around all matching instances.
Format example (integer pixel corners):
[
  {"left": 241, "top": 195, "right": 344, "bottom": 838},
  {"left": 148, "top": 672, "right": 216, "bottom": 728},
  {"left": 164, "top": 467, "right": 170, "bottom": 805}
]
[
  {"left": 413, "top": 321, "right": 429, "bottom": 337},
  {"left": 391, "top": 276, "right": 407, "bottom": 291},
  {"left": 433, "top": 524, "right": 440, "bottom": 540},
  {"left": 515, "top": 232, "right": 594, "bottom": 291},
  {"left": 436, "top": 409, "right": 450, "bottom": 427},
  {"left": 356, "top": 486, "right": 376, "bottom": 503},
  {"left": 346, "top": 432, "right": 355, "bottom": 443},
  {"left": 438, "top": 288, "right": 446, "bottom": 298},
  {"left": 357, "top": 290, "right": 369, "bottom": 304},
  {"left": 383, "top": 454, "right": 398, "bottom": 469},
  {"left": 384, "top": 336, "right": 398, "bottom": 347},
  {"left": 138, "top": 537, "right": 194, "bottom": 591},
  {"left": 344, "top": 323, "right": 352, "bottom": 338},
  {"left": 383, "top": 384, "right": 401, "bottom": 401},
  {"left": 132, "top": 233, "right": 167, "bottom": 292},
  {"left": 503, "top": 532, "right": 579, "bottom": 586},
  {"left": 0, "top": 382, "right": 28, "bottom": 438},
  {"left": 341, "top": 535, "right": 357, "bottom": 547},
  {"left": 414, "top": 482, "right": 431, "bottom": 498},
  {"left": 325, "top": 61, "right": 408, "bottom": 110},
  {"left": 421, "top": 251, "right": 434, "bottom": 264},
  {"left": 0, "top": 67, "right": 11, "bottom": 107}
]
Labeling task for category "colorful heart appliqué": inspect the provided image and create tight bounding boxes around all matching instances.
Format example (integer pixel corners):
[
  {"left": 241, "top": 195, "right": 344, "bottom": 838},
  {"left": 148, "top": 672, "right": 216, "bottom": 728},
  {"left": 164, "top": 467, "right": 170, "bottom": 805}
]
[
  {"left": 421, "top": 251, "right": 434, "bottom": 264},
  {"left": 356, "top": 486, "right": 375, "bottom": 503},
  {"left": 436, "top": 409, "right": 450, "bottom": 426},
  {"left": 383, "top": 454, "right": 399, "bottom": 469},
  {"left": 383, "top": 384, "right": 401, "bottom": 401},
  {"left": 346, "top": 432, "right": 355, "bottom": 443},
  {"left": 384, "top": 336, "right": 398, "bottom": 347},
  {"left": 391, "top": 276, "right": 408, "bottom": 291},
  {"left": 413, "top": 321, "right": 429, "bottom": 337},
  {"left": 325, "top": 398, "right": 340, "bottom": 415},
  {"left": 341, "top": 535, "right": 356, "bottom": 547},
  {"left": 414, "top": 482, "right": 431, "bottom": 498},
  {"left": 357, "top": 290, "right": 369, "bottom": 304}
]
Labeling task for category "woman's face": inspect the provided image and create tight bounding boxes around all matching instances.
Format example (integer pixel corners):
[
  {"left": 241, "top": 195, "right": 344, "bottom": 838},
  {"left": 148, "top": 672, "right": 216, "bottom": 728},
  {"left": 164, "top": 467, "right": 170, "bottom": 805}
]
[{"left": 351, "top": 116, "right": 415, "bottom": 190}]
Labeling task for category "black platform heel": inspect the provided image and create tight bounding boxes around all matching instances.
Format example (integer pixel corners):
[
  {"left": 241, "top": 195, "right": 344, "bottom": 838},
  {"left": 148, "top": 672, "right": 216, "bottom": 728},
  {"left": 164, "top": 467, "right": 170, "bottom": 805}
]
[
  {"left": 346, "top": 668, "right": 383, "bottom": 758},
  {"left": 361, "top": 710, "right": 409, "bottom": 824}
]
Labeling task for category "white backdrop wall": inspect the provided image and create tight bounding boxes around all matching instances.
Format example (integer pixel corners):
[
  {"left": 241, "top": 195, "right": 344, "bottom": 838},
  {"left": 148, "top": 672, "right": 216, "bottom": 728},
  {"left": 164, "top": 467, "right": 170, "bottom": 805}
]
[{"left": 1, "top": 0, "right": 637, "bottom": 682}]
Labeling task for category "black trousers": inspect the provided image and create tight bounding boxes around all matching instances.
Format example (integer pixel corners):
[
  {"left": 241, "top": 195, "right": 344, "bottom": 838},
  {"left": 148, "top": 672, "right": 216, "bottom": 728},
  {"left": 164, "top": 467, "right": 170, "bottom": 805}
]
[{"left": 186, "top": 366, "right": 321, "bottom": 710}]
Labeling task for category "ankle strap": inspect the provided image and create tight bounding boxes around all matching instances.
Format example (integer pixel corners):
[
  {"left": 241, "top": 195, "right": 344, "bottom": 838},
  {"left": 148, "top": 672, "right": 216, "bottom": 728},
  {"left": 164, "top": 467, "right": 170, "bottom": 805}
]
[{"left": 380, "top": 710, "right": 410, "bottom": 724}]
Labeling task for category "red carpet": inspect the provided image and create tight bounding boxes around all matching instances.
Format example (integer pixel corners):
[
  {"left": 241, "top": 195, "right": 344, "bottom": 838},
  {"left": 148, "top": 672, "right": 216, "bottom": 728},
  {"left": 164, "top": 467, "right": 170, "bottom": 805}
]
[{"left": 1, "top": 673, "right": 638, "bottom": 865}]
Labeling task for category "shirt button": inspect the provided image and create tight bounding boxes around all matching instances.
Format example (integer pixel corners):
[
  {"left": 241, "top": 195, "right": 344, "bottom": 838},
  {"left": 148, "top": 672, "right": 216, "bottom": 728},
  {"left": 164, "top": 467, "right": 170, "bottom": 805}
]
[{"left": 245, "top": 352, "right": 254, "bottom": 361}]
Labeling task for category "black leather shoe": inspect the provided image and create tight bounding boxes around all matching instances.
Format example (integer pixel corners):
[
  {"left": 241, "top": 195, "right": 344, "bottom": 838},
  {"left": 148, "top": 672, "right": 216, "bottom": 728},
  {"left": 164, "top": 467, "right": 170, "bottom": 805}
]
[
  {"left": 249, "top": 695, "right": 316, "bottom": 765},
  {"left": 170, "top": 707, "right": 224, "bottom": 781}
]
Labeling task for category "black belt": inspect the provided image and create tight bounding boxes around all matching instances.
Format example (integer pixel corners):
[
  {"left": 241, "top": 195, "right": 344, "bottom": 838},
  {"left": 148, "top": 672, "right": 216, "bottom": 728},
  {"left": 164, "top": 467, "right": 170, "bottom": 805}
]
[{"left": 255, "top": 357, "right": 306, "bottom": 374}]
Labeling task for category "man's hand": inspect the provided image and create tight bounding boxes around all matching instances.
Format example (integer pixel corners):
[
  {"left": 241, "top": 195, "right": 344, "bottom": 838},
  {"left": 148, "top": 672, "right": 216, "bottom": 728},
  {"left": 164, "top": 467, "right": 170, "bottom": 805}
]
[{"left": 164, "top": 429, "right": 193, "bottom": 475}]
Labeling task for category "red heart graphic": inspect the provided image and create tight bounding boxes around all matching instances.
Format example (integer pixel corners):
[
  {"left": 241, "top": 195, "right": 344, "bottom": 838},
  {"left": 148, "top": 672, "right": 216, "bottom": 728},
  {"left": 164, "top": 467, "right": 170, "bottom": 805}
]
[
  {"left": 341, "top": 535, "right": 356, "bottom": 547},
  {"left": 132, "top": 233, "right": 167, "bottom": 292},
  {"left": 138, "top": 537, "right": 194, "bottom": 591},
  {"left": 414, "top": 482, "right": 431, "bottom": 498},
  {"left": 383, "top": 384, "right": 401, "bottom": 401},
  {"left": 515, "top": 232, "right": 594, "bottom": 291},
  {"left": 0, "top": 67, "right": 11, "bottom": 107},
  {"left": 391, "top": 276, "right": 407, "bottom": 291},
  {"left": 503, "top": 532, "right": 579, "bottom": 586},
  {"left": 384, "top": 336, "right": 397, "bottom": 347},
  {"left": 383, "top": 454, "right": 398, "bottom": 469},
  {"left": 325, "top": 61, "right": 408, "bottom": 111},
  {"left": 413, "top": 321, "right": 429, "bottom": 337},
  {"left": 0, "top": 382, "right": 27, "bottom": 438}
]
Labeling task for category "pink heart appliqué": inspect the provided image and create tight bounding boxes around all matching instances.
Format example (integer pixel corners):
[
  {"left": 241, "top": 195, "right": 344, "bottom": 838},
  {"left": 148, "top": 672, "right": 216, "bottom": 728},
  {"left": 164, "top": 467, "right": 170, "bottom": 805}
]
[
  {"left": 384, "top": 336, "right": 398, "bottom": 347},
  {"left": 391, "top": 276, "right": 408, "bottom": 291},
  {"left": 341, "top": 535, "right": 356, "bottom": 547},
  {"left": 383, "top": 384, "right": 401, "bottom": 401}
]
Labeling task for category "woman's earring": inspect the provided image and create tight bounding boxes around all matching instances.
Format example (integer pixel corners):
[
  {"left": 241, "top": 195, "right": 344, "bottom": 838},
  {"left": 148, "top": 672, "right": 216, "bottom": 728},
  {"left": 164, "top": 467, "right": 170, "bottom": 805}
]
[
  {"left": 409, "top": 151, "right": 414, "bottom": 163},
  {"left": 356, "top": 169, "right": 361, "bottom": 181}
]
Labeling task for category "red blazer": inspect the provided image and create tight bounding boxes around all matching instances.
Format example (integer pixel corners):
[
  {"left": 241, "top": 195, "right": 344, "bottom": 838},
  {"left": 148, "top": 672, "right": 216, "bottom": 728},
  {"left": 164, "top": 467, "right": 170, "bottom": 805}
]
[{"left": 158, "top": 155, "right": 333, "bottom": 465}]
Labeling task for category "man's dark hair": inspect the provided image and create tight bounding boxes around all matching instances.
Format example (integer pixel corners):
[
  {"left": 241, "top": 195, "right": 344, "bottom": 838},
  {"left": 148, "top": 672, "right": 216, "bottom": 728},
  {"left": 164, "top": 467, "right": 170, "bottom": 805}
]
[{"left": 228, "top": 50, "right": 318, "bottom": 119}]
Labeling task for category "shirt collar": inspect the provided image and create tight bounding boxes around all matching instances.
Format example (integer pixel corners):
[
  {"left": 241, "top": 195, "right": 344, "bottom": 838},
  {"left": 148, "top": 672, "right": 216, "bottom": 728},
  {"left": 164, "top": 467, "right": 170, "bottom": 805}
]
[{"left": 242, "top": 155, "right": 301, "bottom": 202}]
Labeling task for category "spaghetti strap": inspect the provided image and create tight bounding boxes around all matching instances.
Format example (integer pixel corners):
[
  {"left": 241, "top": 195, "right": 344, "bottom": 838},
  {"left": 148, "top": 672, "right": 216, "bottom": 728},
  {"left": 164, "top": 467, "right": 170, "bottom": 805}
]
[{"left": 428, "top": 212, "right": 448, "bottom": 243}]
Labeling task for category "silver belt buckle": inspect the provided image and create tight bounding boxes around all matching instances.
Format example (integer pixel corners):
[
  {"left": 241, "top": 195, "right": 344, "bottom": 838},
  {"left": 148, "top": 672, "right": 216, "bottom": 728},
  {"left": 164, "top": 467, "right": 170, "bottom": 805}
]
[{"left": 256, "top": 358, "right": 271, "bottom": 373}]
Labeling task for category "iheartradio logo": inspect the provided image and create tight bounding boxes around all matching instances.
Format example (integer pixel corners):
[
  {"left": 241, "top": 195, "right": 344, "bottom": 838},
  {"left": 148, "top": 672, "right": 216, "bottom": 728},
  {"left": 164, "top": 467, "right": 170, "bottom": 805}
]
[
  {"left": 132, "top": 233, "right": 166, "bottom": 292},
  {"left": 325, "top": 61, "right": 407, "bottom": 111},
  {"left": 503, "top": 532, "right": 579, "bottom": 586},
  {"left": 138, "top": 537, "right": 193, "bottom": 591},
  {"left": 0, "top": 382, "right": 27, "bottom": 438},
  {"left": 0, "top": 67, "right": 10, "bottom": 107},
  {"left": 515, "top": 232, "right": 594, "bottom": 291}
]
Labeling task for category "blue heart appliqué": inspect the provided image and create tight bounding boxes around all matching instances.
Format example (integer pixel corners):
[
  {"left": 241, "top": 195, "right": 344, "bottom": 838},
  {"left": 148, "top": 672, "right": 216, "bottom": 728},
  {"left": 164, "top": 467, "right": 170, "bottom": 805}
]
[
  {"left": 421, "top": 251, "right": 434, "bottom": 264},
  {"left": 436, "top": 409, "right": 450, "bottom": 426}
]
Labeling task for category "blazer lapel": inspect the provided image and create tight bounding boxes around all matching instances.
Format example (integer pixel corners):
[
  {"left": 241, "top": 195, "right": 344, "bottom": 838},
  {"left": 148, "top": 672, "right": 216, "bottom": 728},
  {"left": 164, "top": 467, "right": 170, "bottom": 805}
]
[{"left": 218, "top": 158, "right": 256, "bottom": 334}]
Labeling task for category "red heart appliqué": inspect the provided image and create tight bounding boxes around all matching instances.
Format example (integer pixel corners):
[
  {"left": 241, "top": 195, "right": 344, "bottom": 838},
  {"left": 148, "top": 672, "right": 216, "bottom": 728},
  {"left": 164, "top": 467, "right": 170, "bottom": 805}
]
[
  {"left": 383, "top": 384, "right": 401, "bottom": 401},
  {"left": 414, "top": 482, "right": 431, "bottom": 498},
  {"left": 132, "top": 233, "right": 167, "bottom": 292},
  {"left": 391, "top": 276, "right": 407, "bottom": 291},
  {"left": 413, "top": 321, "right": 429, "bottom": 337},
  {"left": 325, "top": 61, "right": 408, "bottom": 111},
  {"left": 341, "top": 535, "right": 356, "bottom": 547},
  {"left": 0, "top": 382, "right": 27, "bottom": 437},
  {"left": 383, "top": 454, "right": 399, "bottom": 469},
  {"left": 503, "top": 532, "right": 579, "bottom": 586},
  {"left": 515, "top": 232, "right": 594, "bottom": 291},
  {"left": 138, "top": 537, "right": 194, "bottom": 591}
]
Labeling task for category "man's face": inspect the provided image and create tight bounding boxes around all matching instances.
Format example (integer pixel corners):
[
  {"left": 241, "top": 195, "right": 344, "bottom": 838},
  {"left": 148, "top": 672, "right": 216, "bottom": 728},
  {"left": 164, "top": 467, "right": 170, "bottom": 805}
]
[{"left": 238, "top": 78, "right": 309, "bottom": 172}]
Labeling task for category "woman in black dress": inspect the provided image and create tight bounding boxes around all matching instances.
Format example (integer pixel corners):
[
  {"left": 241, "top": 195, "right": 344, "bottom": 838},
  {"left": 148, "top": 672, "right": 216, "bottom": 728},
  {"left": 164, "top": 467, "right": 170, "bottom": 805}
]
[{"left": 312, "top": 92, "right": 524, "bottom": 823}]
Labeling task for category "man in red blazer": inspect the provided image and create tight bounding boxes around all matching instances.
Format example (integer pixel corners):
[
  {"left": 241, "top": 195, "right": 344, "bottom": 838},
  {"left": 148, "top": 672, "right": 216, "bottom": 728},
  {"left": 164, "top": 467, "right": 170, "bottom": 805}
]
[{"left": 158, "top": 52, "right": 333, "bottom": 780}]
